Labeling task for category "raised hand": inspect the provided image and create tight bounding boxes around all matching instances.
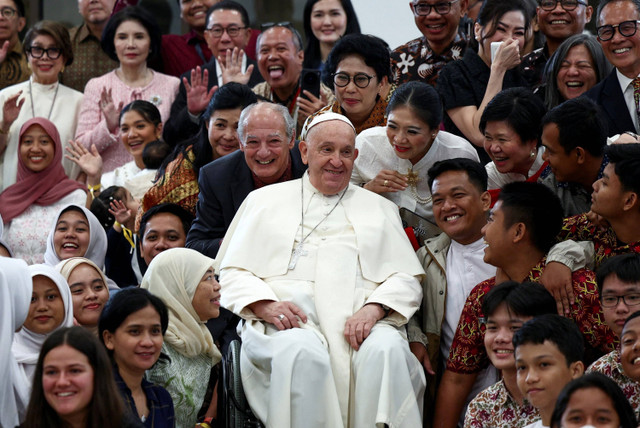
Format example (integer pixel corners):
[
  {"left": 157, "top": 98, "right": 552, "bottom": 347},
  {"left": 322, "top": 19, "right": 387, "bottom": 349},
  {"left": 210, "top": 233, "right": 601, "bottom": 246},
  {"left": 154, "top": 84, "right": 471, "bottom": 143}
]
[
  {"left": 0, "top": 40, "right": 10, "bottom": 64},
  {"left": 65, "top": 140, "right": 103, "bottom": 182},
  {"left": 219, "top": 47, "right": 254, "bottom": 85},
  {"left": 100, "top": 87, "right": 124, "bottom": 133},
  {"left": 185, "top": 66, "right": 217, "bottom": 116},
  {"left": 109, "top": 198, "right": 132, "bottom": 226},
  {"left": 2, "top": 91, "right": 25, "bottom": 129}
]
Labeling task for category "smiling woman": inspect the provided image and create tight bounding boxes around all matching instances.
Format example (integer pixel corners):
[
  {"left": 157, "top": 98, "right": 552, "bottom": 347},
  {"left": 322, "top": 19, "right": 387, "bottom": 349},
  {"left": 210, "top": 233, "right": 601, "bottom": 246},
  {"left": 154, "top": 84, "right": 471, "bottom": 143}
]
[
  {"left": 0, "top": 20, "right": 84, "bottom": 191},
  {"left": 0, "top": 118, "right": 86, "bottom": 265}
]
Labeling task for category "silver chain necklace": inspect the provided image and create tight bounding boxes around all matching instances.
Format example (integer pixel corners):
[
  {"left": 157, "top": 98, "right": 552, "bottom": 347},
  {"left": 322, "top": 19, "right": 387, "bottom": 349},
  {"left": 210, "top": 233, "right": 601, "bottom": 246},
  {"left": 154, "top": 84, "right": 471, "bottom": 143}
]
[
  {"left": 288, "top": 179, "right": 348, "bottom": 270},
  {"left": 29, "top": 79, "right": 59, "bottom": 120}
]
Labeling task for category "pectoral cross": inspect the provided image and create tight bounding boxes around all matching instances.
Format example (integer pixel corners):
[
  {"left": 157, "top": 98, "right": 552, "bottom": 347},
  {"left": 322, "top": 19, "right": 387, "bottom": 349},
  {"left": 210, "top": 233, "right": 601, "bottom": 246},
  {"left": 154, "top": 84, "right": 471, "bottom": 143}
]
[{"left": 288, "top": 243, "right": 308, "bottom": 270}]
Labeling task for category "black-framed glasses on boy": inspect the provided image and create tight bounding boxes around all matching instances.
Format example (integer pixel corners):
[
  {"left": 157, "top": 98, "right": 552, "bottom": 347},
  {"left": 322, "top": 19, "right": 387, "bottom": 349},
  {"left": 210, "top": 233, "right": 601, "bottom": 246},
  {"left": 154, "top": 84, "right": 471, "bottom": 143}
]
[
  {"left": 412, "top": 0, "right": 460, "bottom": 16},
  {"left": 596, "top": 20, "right": 640, "bottom": 41},
  {"left": 601, "top": 294, "right": 640, "bottom": 308},
  {"left": 27, "top": 46, "right": 62, "bottom": 60},
  {"left": 332, "top": 72, "right": 375, "bottom": 89},
  {"left": 206, "top": 25, "right": 247, "bottom": 38},
  {"left": 538, "top": 0, "right": 587, "bottom": 11}
]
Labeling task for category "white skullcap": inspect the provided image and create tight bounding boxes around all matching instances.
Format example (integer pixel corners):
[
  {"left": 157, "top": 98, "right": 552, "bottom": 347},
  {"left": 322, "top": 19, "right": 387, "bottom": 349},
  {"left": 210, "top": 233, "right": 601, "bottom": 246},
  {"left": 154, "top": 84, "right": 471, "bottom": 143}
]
[{"left": 301, "top": 112, "right": 356, "bottom": 140}]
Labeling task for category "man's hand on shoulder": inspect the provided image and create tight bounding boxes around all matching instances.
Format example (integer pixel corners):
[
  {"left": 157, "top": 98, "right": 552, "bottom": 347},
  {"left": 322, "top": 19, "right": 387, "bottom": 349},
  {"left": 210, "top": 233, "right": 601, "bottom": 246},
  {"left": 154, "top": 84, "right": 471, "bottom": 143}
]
[
  {"left": 540, "top": 261, "right": 574, "bottom": 316},
  {"left": 344, "top": 303, "right": 385, "bottom": 351},
  {"left": 248, "top": 300, "right": 308, "bottom": 330}
]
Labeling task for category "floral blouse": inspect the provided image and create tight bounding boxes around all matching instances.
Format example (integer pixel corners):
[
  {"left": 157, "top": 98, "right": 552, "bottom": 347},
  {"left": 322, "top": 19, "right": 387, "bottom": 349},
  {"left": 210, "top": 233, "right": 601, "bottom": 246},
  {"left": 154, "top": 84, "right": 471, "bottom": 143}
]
[{"left": 464, "top": 379, "right": 539, "bottom": 428}]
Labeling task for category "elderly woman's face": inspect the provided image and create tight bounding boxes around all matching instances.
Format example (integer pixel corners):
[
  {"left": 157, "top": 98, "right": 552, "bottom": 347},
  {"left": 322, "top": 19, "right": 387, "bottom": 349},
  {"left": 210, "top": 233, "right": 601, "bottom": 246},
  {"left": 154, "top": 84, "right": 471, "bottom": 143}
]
[
  {"left": 483, "top": 120, "right": 537, "bottom": 176},
  {"left": 28, "top": 34, "right": 65, "bottom": 85},
  {"left": 556, "top": 44, "right": 597, "bottom": 101},
  {"left": 207, "top": 107, "right": 243, "bottom": 159},
  {"left": 334, "top": 55, "right": 382, "bottom": 125},
  {"left": 114, "top": 19, "right": 151, "bottom": 66},
  {"left": 20, "top": 124, "right": 55, "bottom": 173},
  {"left": 54, "top": 210, "right": 91, "bottom": 260}
]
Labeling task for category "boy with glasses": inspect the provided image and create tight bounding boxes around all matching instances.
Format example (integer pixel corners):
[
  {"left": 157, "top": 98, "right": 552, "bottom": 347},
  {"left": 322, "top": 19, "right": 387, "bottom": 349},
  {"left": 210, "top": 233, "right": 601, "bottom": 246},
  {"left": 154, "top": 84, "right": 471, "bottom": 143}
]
[
  {"left": 0, "top": 0, "right": 27, "bottom": 90},
  {"left": 587, "top": 0, "right": 640, "bottom": 136},
  {"left": 391, "top": 0, "right": 469, "bottom": 87}
]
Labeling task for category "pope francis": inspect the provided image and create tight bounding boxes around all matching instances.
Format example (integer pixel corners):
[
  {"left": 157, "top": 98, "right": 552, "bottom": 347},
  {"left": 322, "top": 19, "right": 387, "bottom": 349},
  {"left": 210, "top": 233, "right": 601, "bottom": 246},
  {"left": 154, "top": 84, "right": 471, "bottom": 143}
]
[{"left": 217, "top": 112, "right": 426, "bottom": 428}]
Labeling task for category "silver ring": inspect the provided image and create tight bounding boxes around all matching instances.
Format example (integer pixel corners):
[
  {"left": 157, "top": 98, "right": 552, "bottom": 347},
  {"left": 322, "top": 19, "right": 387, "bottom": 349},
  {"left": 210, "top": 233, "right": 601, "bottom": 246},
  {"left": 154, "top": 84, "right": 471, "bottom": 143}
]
[
  {"left": 278, "top": 314, "right": 285, "bottom": 321},
  {"left": 383, "top": 179, "right": 389, "bottom": 187}
]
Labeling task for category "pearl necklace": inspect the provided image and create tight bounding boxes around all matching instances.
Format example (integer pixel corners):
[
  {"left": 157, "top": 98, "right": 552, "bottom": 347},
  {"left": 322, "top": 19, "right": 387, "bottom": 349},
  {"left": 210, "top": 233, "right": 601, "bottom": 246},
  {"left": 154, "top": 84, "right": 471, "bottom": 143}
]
[{"left": 405, "top": 167, "right": 431, "bottom": 205}]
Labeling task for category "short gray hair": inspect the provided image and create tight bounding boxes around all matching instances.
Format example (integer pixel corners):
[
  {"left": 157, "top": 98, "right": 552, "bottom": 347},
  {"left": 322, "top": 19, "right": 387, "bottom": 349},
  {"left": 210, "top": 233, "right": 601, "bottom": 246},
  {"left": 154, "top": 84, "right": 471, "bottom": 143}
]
[{"left": 238, "top": 103, "right": 296, "bottom": 144}]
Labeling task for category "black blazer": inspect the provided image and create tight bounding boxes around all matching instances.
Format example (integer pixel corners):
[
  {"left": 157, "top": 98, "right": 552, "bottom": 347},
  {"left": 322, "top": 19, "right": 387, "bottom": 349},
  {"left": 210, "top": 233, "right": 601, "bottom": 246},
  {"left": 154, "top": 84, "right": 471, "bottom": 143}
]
[
  {"left": 585, "top": 69, "right": 635, "bottom": 137},
  {"left": 162, "top": 56, "right": 264, "bottom": 145},
  {"left": 185, "top": 144, "right": 307, "bottom": 258}
]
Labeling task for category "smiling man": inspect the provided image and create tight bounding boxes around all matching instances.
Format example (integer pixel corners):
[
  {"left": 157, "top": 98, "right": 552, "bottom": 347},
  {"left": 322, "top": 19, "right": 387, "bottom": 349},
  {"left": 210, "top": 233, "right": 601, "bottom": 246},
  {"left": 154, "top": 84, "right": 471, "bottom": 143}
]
[
  {"left": 186, "top": 102, "right": 307, "bottom": 258},
  {"left": 586, "top": 0, "right": 640, "bottom": 136},
  {"left": 61, "top": 0, "right": 117, "bottom": 92},
  {"left": 521, "top": 0, "right": 593, "bottom": 88},
  {"left": 252, "top": 23, "right": 334, "bottom": 133},
  {"left": 0, "top": 0, "right": 27, "bottom": 89},
  {"left": 539, "top": 97, "right": 608, "bottom": 216},
  {"left": 391, "top": 0, "right": 469, "bottom": 87},
  {"left": 217, "top": 111, "right": 425, "bottom": 428}
]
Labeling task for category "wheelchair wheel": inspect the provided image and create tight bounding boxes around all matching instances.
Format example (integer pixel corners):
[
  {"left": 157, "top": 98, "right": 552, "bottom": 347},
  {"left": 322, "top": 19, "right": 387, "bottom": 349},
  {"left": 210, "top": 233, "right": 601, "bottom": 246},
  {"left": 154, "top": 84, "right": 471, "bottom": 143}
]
[{"left": 223, "top": 340, "right": 264, "bottom": 428}]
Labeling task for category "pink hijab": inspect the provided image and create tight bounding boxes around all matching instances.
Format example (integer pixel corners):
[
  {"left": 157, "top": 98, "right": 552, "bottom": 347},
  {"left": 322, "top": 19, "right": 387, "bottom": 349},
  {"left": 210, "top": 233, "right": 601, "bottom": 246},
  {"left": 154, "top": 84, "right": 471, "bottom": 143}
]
[{"left": 0, "top": 118, "right": 85, "bottom": 223}]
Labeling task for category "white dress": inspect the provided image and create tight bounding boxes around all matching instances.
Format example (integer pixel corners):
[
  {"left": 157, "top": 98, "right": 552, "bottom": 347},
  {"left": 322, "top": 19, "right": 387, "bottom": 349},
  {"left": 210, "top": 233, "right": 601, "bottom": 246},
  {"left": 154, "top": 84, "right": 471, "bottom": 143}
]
[
  {"left": 486, "top": 149, "right": 546, "bottom": 190},
  {"left": 352, "top": 126, "right": 479, "bottom": 223},
  {"left": 2, "top": 189, "right": 86, "bottom": 264},
  {"left": 101, "top": 161, "right": 156, "bottom": 200},
  {"left": 0, "top": 77, "right": 84, "bottom": 191}
]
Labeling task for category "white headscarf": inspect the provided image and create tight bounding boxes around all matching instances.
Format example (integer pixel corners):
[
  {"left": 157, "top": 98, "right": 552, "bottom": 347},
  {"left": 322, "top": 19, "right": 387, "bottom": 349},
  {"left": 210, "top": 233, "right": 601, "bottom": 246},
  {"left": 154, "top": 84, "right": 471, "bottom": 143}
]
[
  {"left": 140, "top": 248, "right": 221, "bottom": 364},
  {"left": 44, "top": 204, "right": 119, "bottom": 290},
  {"left": 12, "top": 264, "right": 74, "bottom": 381},
  {"left": 0, "top": 258, "right": 33, "bottom": 427},
  {"left": 43, "top": 204, "right": 107, "bottom": 268}
]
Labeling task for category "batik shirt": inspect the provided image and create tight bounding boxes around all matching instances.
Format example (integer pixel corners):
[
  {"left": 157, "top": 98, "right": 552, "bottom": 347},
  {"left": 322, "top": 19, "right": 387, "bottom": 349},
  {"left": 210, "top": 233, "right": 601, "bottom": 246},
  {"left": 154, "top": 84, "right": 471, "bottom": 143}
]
[
  {"left": 464, "top": 379, "right": 540, "bottom": 428},
  {"left": 391, "top": 33, "right": 468, "bottom": 87},
  {"left": 446, "top": 259, "right": 616, "bottom": 374},
  {"left": 559, "top": 214, "right": 640, "bottom": 270},
  {"left": 588, "top": 349, "right": 640, "bottom": 420}
]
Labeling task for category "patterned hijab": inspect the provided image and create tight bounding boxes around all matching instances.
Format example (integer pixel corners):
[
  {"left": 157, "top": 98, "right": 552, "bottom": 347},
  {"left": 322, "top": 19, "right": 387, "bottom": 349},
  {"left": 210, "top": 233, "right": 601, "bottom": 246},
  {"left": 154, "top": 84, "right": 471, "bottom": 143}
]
[
  {"left": 0, "top": 118, "right": 85, "bottom": 223},
  {"left": 140, "top": 248, "right": 221, "bottom": 364}
]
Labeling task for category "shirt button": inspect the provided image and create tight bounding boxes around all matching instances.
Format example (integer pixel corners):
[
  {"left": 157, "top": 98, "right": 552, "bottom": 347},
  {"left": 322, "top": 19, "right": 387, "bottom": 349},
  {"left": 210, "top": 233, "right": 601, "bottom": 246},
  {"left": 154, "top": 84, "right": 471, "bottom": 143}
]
[{"left": 439, "top": 291, "right": 444, "bottom": 295}]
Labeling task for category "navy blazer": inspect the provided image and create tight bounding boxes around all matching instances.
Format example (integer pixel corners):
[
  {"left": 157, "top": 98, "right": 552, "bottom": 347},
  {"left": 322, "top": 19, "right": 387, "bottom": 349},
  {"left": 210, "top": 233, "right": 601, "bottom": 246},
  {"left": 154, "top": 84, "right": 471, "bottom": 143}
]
[
  {"left": 162, "top": 56, "right": 264, "bottom": 145},
  {"left": 585, "top": 69, "right": 635, "bottom": 137},
  {"left": 186, "top": 144, "right": 307, "bottom": 258}
]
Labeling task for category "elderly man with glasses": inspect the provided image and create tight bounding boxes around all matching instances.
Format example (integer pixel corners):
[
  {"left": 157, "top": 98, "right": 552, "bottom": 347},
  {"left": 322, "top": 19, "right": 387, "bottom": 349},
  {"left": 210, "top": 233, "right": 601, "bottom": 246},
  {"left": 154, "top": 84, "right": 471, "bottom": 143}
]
[
  {"left": 391, "top": 0, "right": 469, "bottom": 87},
  {"left": 0, "top": 0, "right": 27, "bottom": 90},
  {"left": 586, "top": 0, "right": 640, "bottom": 137},
  {"left": 163, "top": 0, "right": 263, "bottom": 145},
  {"left": 520, "top": 0, "right": 593, "bottom": 89}
]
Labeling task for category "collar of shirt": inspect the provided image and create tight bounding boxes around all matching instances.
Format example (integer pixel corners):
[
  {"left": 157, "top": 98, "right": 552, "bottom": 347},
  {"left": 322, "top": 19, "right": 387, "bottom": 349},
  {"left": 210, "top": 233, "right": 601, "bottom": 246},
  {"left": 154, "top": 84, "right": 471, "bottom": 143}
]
[
  {"left": 76, "top": 23, "right": 98, "bottom": 43},
  {"left": 552, "top": 154, "right": 609, "bottom": 189},
  {"left": 422, "top": 31, "right": 468, "bottom": 61}
]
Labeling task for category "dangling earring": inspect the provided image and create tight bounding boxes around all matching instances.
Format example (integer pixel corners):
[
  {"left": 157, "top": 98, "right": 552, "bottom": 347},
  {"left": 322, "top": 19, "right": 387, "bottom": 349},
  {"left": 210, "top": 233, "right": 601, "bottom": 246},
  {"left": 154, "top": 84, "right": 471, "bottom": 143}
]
[{"left": 530, "top": 151, "right": 536, "bottom": 158}]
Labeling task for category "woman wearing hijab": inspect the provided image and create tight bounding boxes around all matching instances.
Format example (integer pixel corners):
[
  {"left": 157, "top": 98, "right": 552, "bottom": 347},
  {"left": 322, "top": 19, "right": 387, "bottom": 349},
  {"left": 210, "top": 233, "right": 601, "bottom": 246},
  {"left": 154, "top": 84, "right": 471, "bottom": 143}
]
[
  {"left": 56, "top": 257, "right": 110, "bottom": 336},
  {"left": 43, "top": 204, "right": 120, "bottom": 291},
  {"left": 0, "top": 118, "right": 86, "bottom": 264},
  {"left": 12, "top": 264, "right": 74, "bottom": 382},
  {"left": 141, "top": 247, "right": 222, "bottom": 428},
  {"left": 0, "top": 257, "right": 32, "bottom": 427}
]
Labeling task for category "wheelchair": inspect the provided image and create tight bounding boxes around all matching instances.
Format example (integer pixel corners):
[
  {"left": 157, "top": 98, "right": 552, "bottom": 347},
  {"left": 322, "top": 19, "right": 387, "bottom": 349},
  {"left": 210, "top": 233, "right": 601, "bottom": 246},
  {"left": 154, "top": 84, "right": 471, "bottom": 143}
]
[{"left": 223, "top": 339, "right": 264, "bottom": 428}]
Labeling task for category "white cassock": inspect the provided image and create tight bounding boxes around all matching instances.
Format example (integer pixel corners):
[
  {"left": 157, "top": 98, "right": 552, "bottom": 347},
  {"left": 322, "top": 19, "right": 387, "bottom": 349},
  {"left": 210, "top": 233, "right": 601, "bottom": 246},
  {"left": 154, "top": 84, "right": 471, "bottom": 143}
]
[{"left": 218, "top": 173, "right": 426, "bottom": 428}]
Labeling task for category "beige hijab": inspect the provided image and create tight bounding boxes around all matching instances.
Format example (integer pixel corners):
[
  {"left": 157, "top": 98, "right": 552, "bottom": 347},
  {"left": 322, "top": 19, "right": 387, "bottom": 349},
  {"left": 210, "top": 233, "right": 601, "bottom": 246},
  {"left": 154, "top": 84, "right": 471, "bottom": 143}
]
[{"left": 141, "top": 248, "right": 221, "bottom": 364}]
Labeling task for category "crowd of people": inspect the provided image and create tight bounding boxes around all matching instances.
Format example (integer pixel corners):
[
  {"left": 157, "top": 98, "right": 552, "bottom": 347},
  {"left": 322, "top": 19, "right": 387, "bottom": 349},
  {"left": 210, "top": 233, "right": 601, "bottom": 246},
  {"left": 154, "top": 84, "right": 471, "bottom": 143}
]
[{"left": 1, "top": 0, "right": 640, "bottom": 427}]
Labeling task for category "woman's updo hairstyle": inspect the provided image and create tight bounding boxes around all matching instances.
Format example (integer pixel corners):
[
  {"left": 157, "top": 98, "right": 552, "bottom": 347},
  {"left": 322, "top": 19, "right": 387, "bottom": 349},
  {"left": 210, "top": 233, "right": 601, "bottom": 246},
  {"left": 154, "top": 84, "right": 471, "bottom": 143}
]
[
  {"left": 386, "top": 81, "right": 443, "bottom": 130},
  {"left": 119, "top": 99, "right": 162, "bottom": 127}
]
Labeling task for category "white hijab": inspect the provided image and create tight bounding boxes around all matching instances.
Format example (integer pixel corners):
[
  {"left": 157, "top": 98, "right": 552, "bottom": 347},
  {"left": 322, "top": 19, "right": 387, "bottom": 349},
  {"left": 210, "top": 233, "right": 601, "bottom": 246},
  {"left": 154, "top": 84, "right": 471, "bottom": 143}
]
[
  {"left": 12, "top": 264, "right": 74, "bottom": 381},
  {"left": 44, "top": 204, "right": 119, "bottom": 290},
  {"left": 0, "top": 258, "right": 33, "bottom": 428},
  {"left": 140, "top": 248, "right": 221, "bottom": 364}
]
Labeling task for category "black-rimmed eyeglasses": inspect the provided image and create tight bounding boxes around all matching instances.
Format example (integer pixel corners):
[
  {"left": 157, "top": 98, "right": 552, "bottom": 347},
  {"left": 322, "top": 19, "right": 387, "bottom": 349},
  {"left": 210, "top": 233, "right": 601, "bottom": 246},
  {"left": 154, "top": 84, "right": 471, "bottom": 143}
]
[
  {"left": 601, "top": 294, "right": 640, "bottom": 308},
  {"left": 539, "top": 0, "right": 587, "bottom": 11},
  {"left": 596, "top": 20, "right": 640, "bottom": 41},
  {"left": 332, "top": 72, "right": 375, "bottom": 89},
  {"left": 0, "top": 6, "right": 16, "bottom": 19},
  {"left": 27, "top": 46, "right": 62, "bottom": 60},
  {"left": 206, "top": 25, "right": 247, "bottom": 38},
  {"left": 412, "top": 0, "right": 459, "bottom": 16}
]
